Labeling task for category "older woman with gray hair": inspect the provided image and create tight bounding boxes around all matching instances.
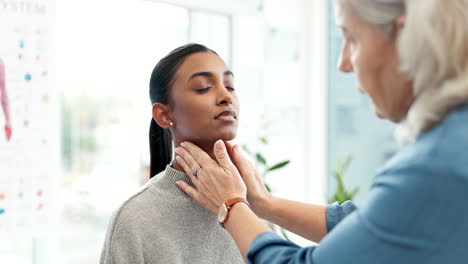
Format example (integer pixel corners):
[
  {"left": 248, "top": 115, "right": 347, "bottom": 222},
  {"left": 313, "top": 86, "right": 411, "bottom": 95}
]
[{"left": 174, "top": 0, "right": 468, "bottom": 263}]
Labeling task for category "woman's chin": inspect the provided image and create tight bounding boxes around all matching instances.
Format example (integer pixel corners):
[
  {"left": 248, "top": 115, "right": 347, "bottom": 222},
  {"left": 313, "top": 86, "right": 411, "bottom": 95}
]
[
  {"left": 217, "top": 131, "right": 237, "bottom": 141},
  {"left": 187, "top": 128, "right": 238, "bottom": 145},
  {"left": 371, "top": 103, "right": 386, "bottom": 120}
]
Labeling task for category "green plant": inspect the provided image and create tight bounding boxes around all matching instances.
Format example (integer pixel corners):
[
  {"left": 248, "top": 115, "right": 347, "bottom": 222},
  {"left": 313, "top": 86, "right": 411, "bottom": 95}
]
[
  {"left": 328, "top": 155, "right": 359, "bottom": 204},
  {"left": 242, "top": 136, "right": 291, "bottom": 240}
]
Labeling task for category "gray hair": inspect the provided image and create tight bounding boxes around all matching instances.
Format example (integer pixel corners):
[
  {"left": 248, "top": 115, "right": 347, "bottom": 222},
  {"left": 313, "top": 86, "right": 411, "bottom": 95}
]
[
  {"left": 343, "top": 0, "right": 405, "bottom": 35},
  {"left": 339, "top": 0, "right": 468, "bottom": 145}
]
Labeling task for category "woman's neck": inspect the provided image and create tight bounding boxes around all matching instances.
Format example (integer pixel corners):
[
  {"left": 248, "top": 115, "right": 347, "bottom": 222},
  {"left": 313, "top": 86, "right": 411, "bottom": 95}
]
[{"left": 172, "top": 140, "right": 216, "bottom": 174}]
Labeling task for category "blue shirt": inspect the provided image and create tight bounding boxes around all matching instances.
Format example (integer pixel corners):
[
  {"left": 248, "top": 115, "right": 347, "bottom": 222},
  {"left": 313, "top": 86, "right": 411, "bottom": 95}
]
[{"left": 247, "top": 104, "right": 468, "bottom": 264}]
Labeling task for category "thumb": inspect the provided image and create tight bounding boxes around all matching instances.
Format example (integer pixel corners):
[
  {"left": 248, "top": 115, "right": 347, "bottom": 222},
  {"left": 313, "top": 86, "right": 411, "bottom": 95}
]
[
  {"left": 229, "top": 144, "right": 241, "bottom": 167},
  {"left": 230, "top": 145, "right": 250, "bottom": 176},
  {"left": 214, "top": 140, "right": 234, "bottom": 168},
  {"left": 225, "top": 141, "right": 236, "bottom": 158}
]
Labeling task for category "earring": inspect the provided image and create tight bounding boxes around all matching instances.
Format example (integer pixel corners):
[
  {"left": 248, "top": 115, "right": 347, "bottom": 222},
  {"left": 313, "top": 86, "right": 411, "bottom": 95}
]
[{"left": 169, "top": 121, "right": 174, "bottom": 126}]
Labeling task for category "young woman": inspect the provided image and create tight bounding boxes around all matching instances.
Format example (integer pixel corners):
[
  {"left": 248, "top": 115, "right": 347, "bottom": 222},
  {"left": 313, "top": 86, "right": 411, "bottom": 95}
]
[{"left": 100, "top": 44, "right": 244, "bottom": 264}]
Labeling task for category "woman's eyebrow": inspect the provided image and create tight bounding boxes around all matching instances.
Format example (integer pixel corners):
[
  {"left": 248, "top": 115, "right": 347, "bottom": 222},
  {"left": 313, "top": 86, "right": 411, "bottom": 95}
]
[
  {"left": 188, "top": 70, "right": 234, "bottom": 81},
  {"left": 225, "top": 70, "right": 234, "bottom": 78},
  {"left": 189, "top": 72, "right": 212, "bottom": 80}
]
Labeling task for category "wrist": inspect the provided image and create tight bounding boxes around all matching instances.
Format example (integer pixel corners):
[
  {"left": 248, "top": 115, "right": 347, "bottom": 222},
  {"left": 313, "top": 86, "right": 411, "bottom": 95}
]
[
  {"left": 223, "top": 202, "right": 251, "bottom": 229},
  {"left": 254, "top": 193, "right": 275, "bottom": 219},
  {"left": 218, "top": 197, "right": 250, "bottom": 227}
]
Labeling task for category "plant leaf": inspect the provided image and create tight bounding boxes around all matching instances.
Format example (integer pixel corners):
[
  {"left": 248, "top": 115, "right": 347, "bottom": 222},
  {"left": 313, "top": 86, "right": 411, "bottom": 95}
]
[
  {"left": 279, "top": 227, "right": 291, "bottom": 241},
  {"left": 267, "top": 160, "right": 290, "bottom": 171},
  {"left": 342, "top": 155, "right": 353, "bottom": 173},
  {"left": 329, "top": 155, "right": 359, "bottom": 204},
  {"left": 260, "top": 137, "right": 268, "bottom": 145},
  {"left": 256, "top": 153, "right": 267, "bottom": 165},
  {"left": 337, "top": 190, "right": 345, "bottom": 204}
]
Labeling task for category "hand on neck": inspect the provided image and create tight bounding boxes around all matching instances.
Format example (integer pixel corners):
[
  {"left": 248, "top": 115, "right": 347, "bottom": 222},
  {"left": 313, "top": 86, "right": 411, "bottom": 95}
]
[{"left": 172, "top": 139, "right": 217, "bottom": 174}]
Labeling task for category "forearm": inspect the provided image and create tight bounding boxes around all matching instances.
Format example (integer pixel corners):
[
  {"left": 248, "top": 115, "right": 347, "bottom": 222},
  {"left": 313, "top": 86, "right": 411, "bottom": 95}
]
[
  {"left": 224, "top": 203, "right": 273, "bottom": 260},
  {"left": 257, "top": 196, "right": 328, "bottom": 243}
]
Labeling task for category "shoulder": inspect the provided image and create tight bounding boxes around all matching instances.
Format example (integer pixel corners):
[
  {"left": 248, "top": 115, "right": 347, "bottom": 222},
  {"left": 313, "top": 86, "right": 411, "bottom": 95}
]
[
  {"left": 382, "top": 104, "right": 468, "bottom": 178},
  {"left": 100, "top": 185, "right": 156, "bottom": 263},
  {"left": 105, "top": 170, "right": 191, "bottom": 236},
  {"left": 104, "top": 176, "right": 171, "bottom": 239},
  {"left": 418, "top": 104, "right": 468, "bottom": 165},
  {"left": 361, "top": 106, "right": 468, "bottom": 245},
  {"left": 374, "top": 105, "right": 468, "bottom": 210},
  {"left": 106, "top": 185, "right": 152, "bottom": 230}
]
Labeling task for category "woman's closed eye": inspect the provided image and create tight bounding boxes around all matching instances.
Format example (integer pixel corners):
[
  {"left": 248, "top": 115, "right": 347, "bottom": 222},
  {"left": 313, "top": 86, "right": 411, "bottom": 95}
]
[
  {"left": 195, "top": 87, "right": 212, "bottom": 93},
  {"left": 195, "top": 86, "right": 235, "bottom": 93}
]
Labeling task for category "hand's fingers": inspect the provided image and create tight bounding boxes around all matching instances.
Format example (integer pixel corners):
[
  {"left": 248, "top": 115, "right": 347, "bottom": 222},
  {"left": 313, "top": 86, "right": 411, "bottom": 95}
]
[
  {"left": 176, "top": 181, "right": 217, "bottom": 215},
  {"left": 180, "top": 141, "right": 216, "bottom": 167},
  {"left": 175, "top": 146, "right": 201, "bottom": 171},
  {"left": 230, "top": 144, "right": 242, "bottom": 165},
  {"left": 214, "top": 140, "right": 236, "bottom": 169},
  {"left": 231, "top": 145, "right": 258, "bottom": 181},
  {"left": 176, "top": 181, "right": 200, "bottom": 200},
  {"left": 225, "top": 141, "right": 236, "bottom": 158},
  {"left": 231, "top": 145, "right": 248, "bottom": 170},
  {"left": 175, "top": 155, "right": 199, "bottom": 186}
]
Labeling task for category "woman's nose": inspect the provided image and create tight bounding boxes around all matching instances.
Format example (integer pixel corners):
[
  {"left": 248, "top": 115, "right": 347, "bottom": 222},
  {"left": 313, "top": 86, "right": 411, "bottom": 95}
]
[
  {"left": 217, "top": 86, "right": 233, "bottom": 106},
  {"left": 337, "top": 51, "right": 353, "bottom": 73}
]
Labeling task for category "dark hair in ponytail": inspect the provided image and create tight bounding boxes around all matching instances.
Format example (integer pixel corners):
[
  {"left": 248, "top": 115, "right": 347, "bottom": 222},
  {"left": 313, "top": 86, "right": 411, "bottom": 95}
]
[{"left": 149, "top": 43, "right": 217, "bottom": 178}]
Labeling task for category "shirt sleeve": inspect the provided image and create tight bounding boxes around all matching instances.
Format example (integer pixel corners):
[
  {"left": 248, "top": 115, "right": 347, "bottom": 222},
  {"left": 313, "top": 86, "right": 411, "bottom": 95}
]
[
  {"left": 325, "top": 201, "right": 358, "bottom": 232},
  {"left": 247, "top": 232, "right": 317, "bottom": 264},
  {"left": 247, "top": 162, "right": 466, "bottom": 264}
]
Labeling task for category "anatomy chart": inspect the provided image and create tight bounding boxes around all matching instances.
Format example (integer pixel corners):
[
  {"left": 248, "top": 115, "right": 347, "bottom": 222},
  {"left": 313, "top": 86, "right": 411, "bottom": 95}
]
[{"left": 0, "top": 0, "right": 56, "bottom": 234}]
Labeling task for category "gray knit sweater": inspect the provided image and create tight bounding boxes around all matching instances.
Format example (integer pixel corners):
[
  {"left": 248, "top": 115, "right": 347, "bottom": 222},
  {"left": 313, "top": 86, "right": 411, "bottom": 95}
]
[{"left": 99, "top": 165, "right": 244, "bottom": 264}]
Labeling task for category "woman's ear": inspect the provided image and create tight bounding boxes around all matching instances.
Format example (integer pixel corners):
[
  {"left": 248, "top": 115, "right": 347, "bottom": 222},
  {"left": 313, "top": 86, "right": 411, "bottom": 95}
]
[{"left": 152, "top": 103, "right": 174, "bottom": 128}]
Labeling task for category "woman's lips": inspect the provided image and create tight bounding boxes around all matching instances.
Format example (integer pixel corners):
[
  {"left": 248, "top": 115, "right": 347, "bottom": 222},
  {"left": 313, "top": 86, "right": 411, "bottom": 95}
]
[
  {"left": 215, "top": 111, "right": 237, "bottom": 121},
  {"left": 216, "top": 115, "right": 236, "bottom": 121}
]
